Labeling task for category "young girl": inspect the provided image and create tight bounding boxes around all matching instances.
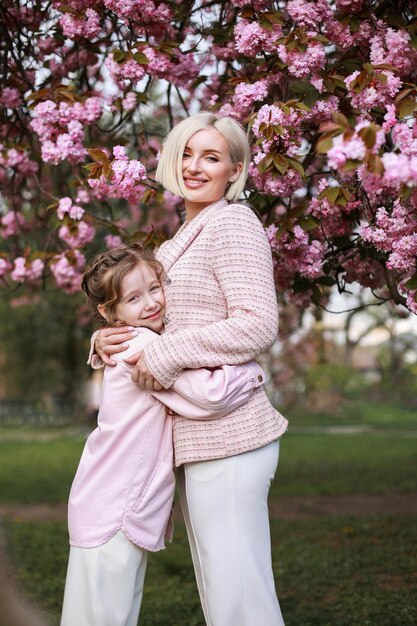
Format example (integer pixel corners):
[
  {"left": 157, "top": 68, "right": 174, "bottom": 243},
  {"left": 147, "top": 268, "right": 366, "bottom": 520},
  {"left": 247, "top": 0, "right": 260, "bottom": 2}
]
[{"left": 60, "top": 242, "right": 266, "bottom": 626}]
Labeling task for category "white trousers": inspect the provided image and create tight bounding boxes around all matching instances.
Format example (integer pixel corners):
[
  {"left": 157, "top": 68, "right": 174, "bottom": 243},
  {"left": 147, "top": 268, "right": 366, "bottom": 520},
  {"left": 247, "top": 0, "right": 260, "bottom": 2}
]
[
  {"left": 178, "top": 440, "right": 285, "bottom": 626},
  {"left": 60, "top": 531, "right": 147, "bottom": 626}
]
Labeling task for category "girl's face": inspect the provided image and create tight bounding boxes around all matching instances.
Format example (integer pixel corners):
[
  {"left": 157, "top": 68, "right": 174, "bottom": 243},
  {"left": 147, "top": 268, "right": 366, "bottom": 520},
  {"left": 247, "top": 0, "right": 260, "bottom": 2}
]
[
  {"left": 182, "top": 127, "right": 242, "bottom": 215},
  {"left": 99, "top": 263, "right": 165, "bottom": 331}
]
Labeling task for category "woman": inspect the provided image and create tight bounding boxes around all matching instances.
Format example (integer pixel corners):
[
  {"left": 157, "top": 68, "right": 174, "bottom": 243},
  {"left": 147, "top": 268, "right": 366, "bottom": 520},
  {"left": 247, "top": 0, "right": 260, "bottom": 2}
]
[{"left": 93, "top": 112, "right": 288, "bottom": 626}]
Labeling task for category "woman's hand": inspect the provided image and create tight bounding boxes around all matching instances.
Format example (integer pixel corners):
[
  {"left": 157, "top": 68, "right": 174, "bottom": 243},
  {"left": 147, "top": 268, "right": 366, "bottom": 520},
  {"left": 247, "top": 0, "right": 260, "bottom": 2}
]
[
  {"left": 96, "top": 326, "right": 137, "bottom": 366},
  {"left": 124, "top": 351, "right": 162, "bottom": 391}
]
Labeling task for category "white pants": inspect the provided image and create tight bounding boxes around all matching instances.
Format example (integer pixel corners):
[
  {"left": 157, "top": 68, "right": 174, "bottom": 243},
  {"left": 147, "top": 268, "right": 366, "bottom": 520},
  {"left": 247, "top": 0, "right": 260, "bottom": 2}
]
[
  {"left": 60, "top": 531, "right": 147, "bottom": 626},
  {"left": 179, "top": 440, "right": 285, "bottom": 626}
]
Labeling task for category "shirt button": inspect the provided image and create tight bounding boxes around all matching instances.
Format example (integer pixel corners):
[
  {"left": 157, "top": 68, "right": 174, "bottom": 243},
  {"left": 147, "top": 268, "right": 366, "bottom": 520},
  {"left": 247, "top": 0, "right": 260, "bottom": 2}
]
[{"left": 258, "top": 375, "right": 263, "bottom": 382}]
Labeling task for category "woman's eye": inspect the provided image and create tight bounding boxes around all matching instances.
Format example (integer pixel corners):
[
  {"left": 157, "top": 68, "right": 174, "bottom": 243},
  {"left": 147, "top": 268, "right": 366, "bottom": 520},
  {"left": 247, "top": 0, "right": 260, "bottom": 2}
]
[{"left": 206, "top": 156, "right": 218, "bottom": 162}]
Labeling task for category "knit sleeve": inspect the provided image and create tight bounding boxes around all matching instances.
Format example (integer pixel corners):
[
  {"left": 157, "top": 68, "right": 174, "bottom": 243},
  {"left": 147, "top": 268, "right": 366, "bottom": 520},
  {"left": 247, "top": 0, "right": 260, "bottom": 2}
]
[{"left": 143, "top": 204, "right": 278, "bottom": 388}]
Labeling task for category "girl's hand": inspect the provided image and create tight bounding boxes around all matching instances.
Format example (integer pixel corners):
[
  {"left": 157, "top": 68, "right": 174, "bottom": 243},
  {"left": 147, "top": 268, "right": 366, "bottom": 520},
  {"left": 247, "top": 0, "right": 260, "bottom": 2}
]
[
  {"left": 96, "top": 326, "right": 137, "bottom": 367},
  {"left": 124, "top": 351, "right": 163, "bottom": 391}
]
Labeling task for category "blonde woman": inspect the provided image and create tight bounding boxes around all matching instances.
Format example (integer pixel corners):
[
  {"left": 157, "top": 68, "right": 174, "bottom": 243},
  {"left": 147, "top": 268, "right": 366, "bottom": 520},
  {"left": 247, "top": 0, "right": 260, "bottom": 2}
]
[{"left": 93, "top": 112, "right": 288, "bottom": 626}]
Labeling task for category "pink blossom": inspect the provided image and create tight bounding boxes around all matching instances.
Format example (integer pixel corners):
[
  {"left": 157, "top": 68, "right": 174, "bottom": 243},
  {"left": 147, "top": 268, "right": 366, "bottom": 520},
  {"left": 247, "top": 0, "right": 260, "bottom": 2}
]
[
  {"left": 59, "top": 220, "right": 96, "bottom": 248},
  {"left": 382, "top": 104, "right": 397, "bottom": 132},
  {"left": 360, "top": 201, "right": 417, "bottom": 279},
  {"left": 287, "top": 0, "right": 332, "bottom": 30},
  {"left": 0, "top": 87, "right": 22, "bottom": 108},
  {"left": 250, "top": 162, "right": 304, "bottom": 197},
  {"left": 105, "top": 234, "right": 123, "bottom": 249},
  {"left": 122, "top": 92, "right": 137, "bottom": 111},
  {"left": 0, "top": 258, "right": 12, "bottom": 276},
  {"left": 11, "top": 257, "right": 44, "bottom": 282},
  {"left": 345, "top": 69, "right": 402, "bottom": 110},
  {"left": 89, "top": 145, "right": 147, "bottom": 205},
  {"left": 105, "top": 54, "right": 146, "bottom": 84},
  {"left": 57, "top": 197, "right": 85, "bottom": 220},
  {"left": 370, "top": 28, "right": 416, "bottom": 76},
  {"left": 234, "top": 21, "right": 282, "bottom": 57},
  {"left": 232, "top": 80, "right": 269, "bottom": 114},
  {"left": 391, "top": 123, "right": 417, "bottom": 156},
  {"left": 59, "top": 8, "right": 100, "bottom": 40},
  {"left": 31, "top": 98, "right": 103, "bottom": 165},
  {"left": 50, "top": 250, "right": 85, "bottom": 293},
  {"left": 103, "top": 0, "right": 173, "bottom": 22},
  {"left": 0, "top": 211, "right": 26, "bottom": 237},
  {"left": 266, "top": 223, "right": 325, "bottom": 292},
  {"left": 327, "top": 133, "right": 367, "bottom": 170},
  {"left": 38, "top": 37, "right": 58, "bottom": 54},
  {"left": 278, "top": 41, "right": 327, "bottom": 78},
  {"left": 382, "top": 153, "right": 417, "bottom": 187},
  {"left": 230, "top": 0, "right": 270, "bottom": 8},
  {"left": 335, "top": 0, "right": 365, "bottom": 12},
  {"left": 0, "top": 148, "right": 38, "bottom": 179}
]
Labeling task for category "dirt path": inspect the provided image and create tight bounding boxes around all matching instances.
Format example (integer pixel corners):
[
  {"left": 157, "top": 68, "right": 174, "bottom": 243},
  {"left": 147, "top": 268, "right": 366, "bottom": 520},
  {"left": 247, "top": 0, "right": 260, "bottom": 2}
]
[{"left": 1, "top": 492, "right": 417, "bottom": 523}]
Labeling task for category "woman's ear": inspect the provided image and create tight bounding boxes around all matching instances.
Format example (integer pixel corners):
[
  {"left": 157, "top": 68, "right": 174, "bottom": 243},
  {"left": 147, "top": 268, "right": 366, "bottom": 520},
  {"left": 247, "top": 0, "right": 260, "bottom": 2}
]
[
  {"left": 229, "top": 161, "right": 243, "bottom": 183},
  {"left": 97, "top": 304, "right": 109, "bottom": 322}
]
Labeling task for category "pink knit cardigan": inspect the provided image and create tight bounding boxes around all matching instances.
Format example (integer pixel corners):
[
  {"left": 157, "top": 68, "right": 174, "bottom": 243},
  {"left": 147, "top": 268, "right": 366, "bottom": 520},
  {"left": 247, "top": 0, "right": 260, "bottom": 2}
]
[{"left": 145, "top": 197, "right": 288, "bottom": 466}]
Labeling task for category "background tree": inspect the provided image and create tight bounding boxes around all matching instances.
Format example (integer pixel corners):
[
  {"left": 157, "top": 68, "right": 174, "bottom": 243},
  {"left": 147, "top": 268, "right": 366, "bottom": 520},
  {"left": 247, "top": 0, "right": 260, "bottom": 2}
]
[{"left": 1, "top": 0, "right": 417, "bottom": 327}]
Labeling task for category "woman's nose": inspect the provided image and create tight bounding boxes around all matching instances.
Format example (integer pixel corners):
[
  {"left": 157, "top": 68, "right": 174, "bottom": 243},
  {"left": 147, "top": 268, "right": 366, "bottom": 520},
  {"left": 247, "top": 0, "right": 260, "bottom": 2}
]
[{"left": 186, "top": 156, "right": 201, "bottom": 172}]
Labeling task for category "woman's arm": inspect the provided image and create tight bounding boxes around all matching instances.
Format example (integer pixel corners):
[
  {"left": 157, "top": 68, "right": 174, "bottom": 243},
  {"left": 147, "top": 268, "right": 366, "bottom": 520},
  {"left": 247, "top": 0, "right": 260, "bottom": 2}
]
[
  {"left": 143, "top": 205, "right": 278, "bottom": 388},
  {"left": 87, "top": 327, "right": 137, "bottom": 368},
  {"left": 151, "top": 362, "right": 265, "bottom": 420}
]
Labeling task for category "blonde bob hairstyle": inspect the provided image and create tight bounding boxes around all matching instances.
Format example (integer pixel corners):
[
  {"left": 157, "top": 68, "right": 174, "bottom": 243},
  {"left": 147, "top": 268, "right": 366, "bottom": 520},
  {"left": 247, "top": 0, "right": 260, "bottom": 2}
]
[{"left": 155, "top": 112, "right": 251, "bottom": 201}]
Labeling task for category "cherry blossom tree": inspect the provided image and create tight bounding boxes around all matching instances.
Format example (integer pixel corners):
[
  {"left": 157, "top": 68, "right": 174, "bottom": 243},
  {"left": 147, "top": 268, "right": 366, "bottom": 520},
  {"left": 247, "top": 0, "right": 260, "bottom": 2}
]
[{"left": 1, "top": 0, "right": 417, "bottom": 319}]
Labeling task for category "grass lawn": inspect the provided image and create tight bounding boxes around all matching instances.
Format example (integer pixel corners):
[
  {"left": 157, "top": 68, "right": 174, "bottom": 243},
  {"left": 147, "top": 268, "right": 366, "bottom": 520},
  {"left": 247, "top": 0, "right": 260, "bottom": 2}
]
[
  {"left": 3, "top": 514, "right": 417, "bottom": 626},
  {"left": 0, "top": 402, "right": 416, "bottom": 625}
]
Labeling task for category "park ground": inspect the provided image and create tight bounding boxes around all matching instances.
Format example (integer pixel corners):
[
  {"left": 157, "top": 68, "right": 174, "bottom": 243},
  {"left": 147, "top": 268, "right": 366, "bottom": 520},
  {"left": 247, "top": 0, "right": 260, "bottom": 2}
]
[{"left": 0, "top": 399, "right": 416, "bottom": 626}]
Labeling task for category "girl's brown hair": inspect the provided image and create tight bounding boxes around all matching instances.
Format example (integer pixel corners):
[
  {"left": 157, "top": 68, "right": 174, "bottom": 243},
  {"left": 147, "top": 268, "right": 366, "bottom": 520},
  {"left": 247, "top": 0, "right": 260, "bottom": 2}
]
[{"left": 81, "top": 242, "right": 164, "bottom": 326}]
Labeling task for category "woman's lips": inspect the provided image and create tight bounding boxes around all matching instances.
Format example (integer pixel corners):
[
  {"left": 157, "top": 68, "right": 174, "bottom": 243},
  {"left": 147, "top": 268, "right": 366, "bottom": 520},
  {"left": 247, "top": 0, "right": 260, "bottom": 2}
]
[{"left": 183, "top": 177, "right": 208, "bottom": 188}]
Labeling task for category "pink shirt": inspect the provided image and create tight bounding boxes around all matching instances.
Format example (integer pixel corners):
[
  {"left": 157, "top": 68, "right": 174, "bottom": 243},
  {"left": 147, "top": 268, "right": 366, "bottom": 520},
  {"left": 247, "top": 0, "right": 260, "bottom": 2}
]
[{"left": 72, "top": 328, "right": 265, "bottom": 551}]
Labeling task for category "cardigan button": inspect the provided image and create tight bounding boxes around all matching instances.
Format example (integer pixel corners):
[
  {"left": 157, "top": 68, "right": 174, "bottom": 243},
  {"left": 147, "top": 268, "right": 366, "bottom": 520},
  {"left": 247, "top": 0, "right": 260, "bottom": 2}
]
[{"left": 258, "top": 375, "right": 263, "bottom": 382}]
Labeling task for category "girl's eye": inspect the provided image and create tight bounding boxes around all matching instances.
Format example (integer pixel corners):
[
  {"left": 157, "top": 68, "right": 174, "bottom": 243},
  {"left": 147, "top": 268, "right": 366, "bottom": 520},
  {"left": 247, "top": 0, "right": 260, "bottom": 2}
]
[
  {"left": 183, "top": 152, "right": 191, "bottom": 159},
  {"left": 150, "top": 285, "right": 161, "bottom": 293},
  {"left": 206, "top": 156, "right": 218, "bottom": 162},
  {"left": 128, "top": 295, "right": 139, "bottom": 303}
]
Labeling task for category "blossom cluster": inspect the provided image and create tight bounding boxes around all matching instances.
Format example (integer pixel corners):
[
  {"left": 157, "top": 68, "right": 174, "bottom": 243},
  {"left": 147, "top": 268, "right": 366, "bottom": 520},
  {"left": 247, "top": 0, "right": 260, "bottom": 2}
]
[
  {"left": 2, "top": 0, "right": 417, "bottom": 319},
  {"left": 30, "top": 98, "right": 103, "bottom": 165},
  {"left": 88, "top": 146, "right": 147, "bottom": 205},
  {"left": 50, "top": 250, "right": 86, "bottom": 293},
  {"left": 59, "top": 8, "right": 101, "bottom": 40}
]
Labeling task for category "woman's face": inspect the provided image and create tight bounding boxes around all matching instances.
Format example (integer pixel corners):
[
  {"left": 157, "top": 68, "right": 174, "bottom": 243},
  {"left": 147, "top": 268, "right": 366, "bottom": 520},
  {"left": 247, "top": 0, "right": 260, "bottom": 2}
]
[
  {"left": 98, "top": 263, "right": 165, "bottom": 331},
  {"left": 182, "top": 127, "right": 242, "bottom": 214}
]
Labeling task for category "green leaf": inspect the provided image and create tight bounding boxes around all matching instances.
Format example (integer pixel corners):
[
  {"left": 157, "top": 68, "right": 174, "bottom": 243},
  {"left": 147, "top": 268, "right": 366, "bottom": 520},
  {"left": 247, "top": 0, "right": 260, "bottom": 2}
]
[
  {"left": 343, "top": 159, "right": 361, "bottom": 171},
  {"left": 112, "top": 49, "right": 126, "bottom": 64},
  {"left": 322, "top": 186, "right": 340, "bottom": 204},
  {"left": 358, "top": 125, "right": 376, "bottom": 149},
  {"left": 287, "top": 158, "right": 305, "bottom": 177},
  {"left": 398, "top": 98, "right": 417, "bottom": 118},
  {"left": 298, "top": 216, "right": 320, "bottom": 232},
  {"left": 404, "top": 274, "right": 417, "bottom": 290},
  {"left": 132, "top": 52, "right": 149, "bottom": 65}
]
